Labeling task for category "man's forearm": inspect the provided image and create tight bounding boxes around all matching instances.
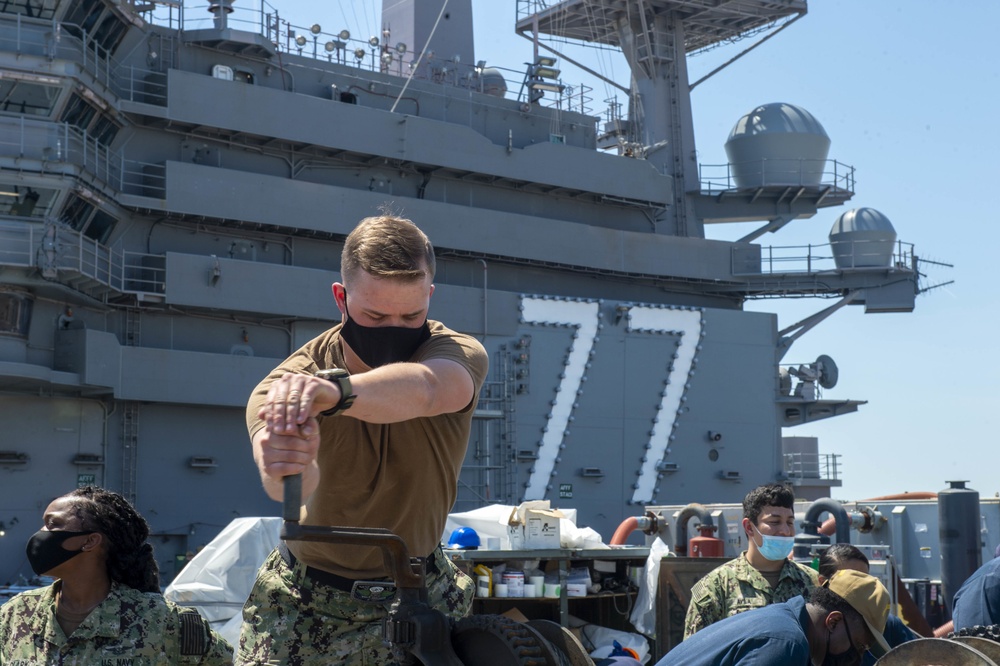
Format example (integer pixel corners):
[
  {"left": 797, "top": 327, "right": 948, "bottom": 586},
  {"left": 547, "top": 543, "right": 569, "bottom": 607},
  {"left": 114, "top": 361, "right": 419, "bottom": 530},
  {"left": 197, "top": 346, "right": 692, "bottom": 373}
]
[{"left": 345, "top": 359, "right": 471, "bottom": 423}]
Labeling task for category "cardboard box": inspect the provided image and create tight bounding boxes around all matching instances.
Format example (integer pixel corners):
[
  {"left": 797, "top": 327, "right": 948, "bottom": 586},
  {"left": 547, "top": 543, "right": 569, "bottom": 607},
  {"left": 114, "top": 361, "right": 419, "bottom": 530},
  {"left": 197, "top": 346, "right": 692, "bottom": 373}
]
[
  {"left": 507, "top": 501, "right": 563, "bottom": 549},
  {"left": 501, "top": 607, "right": 531, "bottom": 623}
]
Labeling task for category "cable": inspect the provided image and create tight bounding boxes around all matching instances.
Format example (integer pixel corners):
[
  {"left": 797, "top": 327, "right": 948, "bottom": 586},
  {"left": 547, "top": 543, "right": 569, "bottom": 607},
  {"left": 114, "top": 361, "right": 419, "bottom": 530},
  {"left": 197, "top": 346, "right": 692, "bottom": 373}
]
[{"left": 390, "top": 0, "right": 450, "bottom": 114}]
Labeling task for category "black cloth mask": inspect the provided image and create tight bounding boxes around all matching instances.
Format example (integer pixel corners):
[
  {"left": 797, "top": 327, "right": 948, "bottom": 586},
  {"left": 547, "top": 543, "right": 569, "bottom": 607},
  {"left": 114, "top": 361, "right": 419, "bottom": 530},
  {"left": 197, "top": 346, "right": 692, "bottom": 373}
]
[
  {"left": 26, "top": 529, "right": 93, "bottom": 575},
  {"left": 340, "top": 299, "right": 431, "bottom": 368},
  {"left": 822, "top": 620, "right": 864, "bottom": 666}
]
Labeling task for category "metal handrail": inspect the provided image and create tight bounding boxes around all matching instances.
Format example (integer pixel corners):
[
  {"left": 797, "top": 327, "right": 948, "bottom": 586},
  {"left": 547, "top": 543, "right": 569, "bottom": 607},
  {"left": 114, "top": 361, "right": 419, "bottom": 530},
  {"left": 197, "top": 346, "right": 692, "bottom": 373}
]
[
  {"left": 136, "top": 0, "right": 593, "bottom": 114},
  {"left": 0, "top": 18, "right": 119, "bottom": 92},
  {"left": 699, "top": 158, "right": 856, "bottom": 194},
  {"left": 734, "top": 239, "right": 916, "bottom": 276},
  {"left": 784, "top": 452, "right": 841, "bottom": 481},
  {"left": 0, "top": 220, "right": 166, "bottom": 296},
  {"left": 0, "top": 117, "right": 124, "bottom": 191}
]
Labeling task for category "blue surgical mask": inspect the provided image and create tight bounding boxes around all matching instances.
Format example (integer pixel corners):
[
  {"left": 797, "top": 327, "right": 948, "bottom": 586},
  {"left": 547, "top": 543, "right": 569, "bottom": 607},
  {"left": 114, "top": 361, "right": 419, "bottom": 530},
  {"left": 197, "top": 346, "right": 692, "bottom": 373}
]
[{"left": 751, "top": 522, "right": 794, "bottom": 562}]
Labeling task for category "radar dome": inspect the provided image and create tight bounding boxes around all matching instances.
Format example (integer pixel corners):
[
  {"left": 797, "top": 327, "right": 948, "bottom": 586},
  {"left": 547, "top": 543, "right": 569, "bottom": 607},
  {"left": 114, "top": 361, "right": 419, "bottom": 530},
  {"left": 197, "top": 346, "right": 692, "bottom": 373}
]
[
  {"left": 479, "top": 67, "right": 507, "bottom": 98},
  {"left": 724, "top": 103, "right": 831, "bottom": 188},
  {"left": 828, "top": 207, "right": 897, "bottom": 268}
]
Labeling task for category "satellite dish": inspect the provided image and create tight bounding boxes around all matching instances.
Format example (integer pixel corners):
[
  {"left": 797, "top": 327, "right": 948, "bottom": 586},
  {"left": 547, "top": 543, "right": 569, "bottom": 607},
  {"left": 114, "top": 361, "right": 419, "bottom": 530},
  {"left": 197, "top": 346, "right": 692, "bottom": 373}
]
[{"left": 815, "top": 354, "right": 838, "bottom": 389}]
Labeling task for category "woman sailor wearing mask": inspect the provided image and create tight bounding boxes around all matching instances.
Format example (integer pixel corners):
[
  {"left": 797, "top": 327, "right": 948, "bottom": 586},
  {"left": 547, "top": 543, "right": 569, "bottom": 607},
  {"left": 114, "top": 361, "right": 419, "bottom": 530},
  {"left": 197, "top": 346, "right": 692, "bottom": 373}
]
[{"left": 0, "top": 486, "right": 233, "bottom": 664}]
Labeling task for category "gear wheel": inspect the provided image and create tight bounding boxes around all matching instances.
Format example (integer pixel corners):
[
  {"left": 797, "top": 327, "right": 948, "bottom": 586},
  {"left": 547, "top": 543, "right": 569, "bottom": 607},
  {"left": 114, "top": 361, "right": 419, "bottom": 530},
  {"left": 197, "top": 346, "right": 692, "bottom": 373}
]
[
  {"left": 452, "top": 614, "right": 556, "bottom": 666},
  {"left": 526, "top": 620, "right": 592, "bottom": 666}
]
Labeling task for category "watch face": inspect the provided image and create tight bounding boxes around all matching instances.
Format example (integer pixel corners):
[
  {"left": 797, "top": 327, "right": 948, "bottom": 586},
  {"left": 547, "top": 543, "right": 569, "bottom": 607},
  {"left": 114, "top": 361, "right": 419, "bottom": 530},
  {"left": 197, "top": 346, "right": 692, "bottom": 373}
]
[{"left": 315, "top": 369, "right": 354, "bottom": 417}]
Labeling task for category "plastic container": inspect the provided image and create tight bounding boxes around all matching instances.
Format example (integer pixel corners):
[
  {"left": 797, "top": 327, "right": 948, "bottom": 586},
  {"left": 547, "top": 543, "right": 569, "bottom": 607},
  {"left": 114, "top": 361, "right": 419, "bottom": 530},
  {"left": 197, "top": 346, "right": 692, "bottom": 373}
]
[{"left": 501, "top": 570, "right": 524, "bottom": 598}]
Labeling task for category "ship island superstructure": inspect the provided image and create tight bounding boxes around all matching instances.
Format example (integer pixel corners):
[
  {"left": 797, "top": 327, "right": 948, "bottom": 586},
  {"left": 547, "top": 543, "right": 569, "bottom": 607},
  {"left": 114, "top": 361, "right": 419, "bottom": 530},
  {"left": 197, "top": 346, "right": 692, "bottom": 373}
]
[{"left": 0, "top": 0, "right": 926, "bottom": 583}]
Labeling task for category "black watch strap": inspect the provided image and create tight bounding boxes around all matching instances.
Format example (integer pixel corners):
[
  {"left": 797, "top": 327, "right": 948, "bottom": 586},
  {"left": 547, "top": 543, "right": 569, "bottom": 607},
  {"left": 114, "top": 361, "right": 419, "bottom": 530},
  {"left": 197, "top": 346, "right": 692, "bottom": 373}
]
[{"left": 315, "top": 368, "right": 356, "bottom": 416}]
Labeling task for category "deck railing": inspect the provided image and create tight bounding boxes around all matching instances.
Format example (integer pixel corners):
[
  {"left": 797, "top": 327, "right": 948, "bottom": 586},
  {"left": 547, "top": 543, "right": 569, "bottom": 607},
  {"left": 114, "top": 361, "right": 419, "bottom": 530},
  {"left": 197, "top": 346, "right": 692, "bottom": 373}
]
[
  {"left": 138, "top": 0, "right": 593, "bottom": 114},
  {"left": 734, "top": 239, "right": 916, "bottom": 276},
  {"left": 0, "top": 220, "right": 166, "bottom": 296},
  {"left": 699, "top": 158, "right": 856, "bottom": 194},
  {"left": 784, "top": 452, "right": 841, "bottom": 481},
  {"left": 0, "top": 117, "right": 123, "bottom": 191}
]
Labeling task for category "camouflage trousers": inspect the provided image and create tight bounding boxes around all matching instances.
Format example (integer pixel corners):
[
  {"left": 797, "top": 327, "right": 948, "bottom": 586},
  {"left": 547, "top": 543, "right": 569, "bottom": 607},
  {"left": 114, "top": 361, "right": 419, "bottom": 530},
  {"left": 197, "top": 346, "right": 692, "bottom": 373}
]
[{"left": 235, "top": 545, "right": 474, "bottom": 665}]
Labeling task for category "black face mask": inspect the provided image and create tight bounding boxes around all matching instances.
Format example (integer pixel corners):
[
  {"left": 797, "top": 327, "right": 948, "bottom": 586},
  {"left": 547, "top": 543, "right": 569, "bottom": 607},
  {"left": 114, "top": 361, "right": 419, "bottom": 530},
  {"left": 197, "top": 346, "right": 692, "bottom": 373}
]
[
  {"left": 822, "top": 620, "right": 864, "bottom": 666},
  {"left": 340, "top": 300, "right": 431, "bottom": 368},
  {"left": 26, "top": 529, "right": 93, "bottom": 576}
]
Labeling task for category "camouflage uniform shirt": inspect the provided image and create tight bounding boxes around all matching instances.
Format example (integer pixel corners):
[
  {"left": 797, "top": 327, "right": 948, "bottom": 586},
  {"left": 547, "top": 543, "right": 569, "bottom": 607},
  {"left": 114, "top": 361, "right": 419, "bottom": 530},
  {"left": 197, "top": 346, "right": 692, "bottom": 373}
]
[
  {"left": 0, "top": 580, "right": 233, "bottom": 665},
  {"left": 682, "top": 552, "right": 819, "bottom": 639}
]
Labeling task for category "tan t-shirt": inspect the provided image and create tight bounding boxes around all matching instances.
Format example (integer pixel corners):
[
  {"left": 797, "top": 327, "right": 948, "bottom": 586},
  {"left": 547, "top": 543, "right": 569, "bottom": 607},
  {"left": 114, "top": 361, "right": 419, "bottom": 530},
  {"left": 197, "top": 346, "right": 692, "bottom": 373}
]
[{"left": 247, "top": 320, "right": 488, "bottom": 578}]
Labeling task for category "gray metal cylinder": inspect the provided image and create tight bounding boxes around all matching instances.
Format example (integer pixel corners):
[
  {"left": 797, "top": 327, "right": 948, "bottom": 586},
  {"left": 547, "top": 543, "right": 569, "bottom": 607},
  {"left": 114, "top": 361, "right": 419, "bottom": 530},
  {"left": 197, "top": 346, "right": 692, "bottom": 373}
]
[
  {"left": 803, "top": 497, "right": 851, "bottom": 544},
  {"left": 940, "top": 480, "right": 982, "bottom": 616}
]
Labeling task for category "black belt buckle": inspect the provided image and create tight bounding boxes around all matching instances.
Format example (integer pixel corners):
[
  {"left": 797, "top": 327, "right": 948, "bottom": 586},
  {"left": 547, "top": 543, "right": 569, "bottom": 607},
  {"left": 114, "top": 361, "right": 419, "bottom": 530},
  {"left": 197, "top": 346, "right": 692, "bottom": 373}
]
[{"left": 351, "top": 580, "right": 397, "bottom": 603}]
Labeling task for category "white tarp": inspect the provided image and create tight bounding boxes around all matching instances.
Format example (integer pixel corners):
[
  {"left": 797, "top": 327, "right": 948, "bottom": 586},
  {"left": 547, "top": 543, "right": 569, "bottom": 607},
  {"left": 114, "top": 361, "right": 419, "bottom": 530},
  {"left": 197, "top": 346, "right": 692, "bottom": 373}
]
[
  {"left": 443, "top": 503, "right": 607, "bottom": 550},
  {"left": 166, "top": 509, "right": 608, "bottom": 646},
  {"left": 164, "top": 516, "right": 280, "bottom": 641}
]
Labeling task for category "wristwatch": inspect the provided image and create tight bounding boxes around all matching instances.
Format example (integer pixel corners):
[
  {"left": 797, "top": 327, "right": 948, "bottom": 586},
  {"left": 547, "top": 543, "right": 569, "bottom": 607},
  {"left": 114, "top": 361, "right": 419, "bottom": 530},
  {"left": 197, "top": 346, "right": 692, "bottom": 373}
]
[{"left": 314, "top": 368, "right": 356, "bottom": 416}]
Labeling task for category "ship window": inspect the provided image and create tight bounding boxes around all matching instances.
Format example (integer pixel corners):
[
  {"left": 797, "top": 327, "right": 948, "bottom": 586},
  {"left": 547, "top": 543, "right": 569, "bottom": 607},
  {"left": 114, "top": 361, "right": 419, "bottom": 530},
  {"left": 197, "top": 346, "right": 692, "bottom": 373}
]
[
  {"left": 64, "top": 0, "right": 126, "bottom": 57},
  {"left": 0, "top": 79, "right": 61, "bottom": 117},
  {"left": 0, "top": 291, "right": 32, "bottom": 337},
  {"left": 90, "top": 114, "right": 120, "bottom": 146},
  {"left": 232, "top": 69, "right": 255, "bottom": 84},
  {"left": 93, "top": 12, "right": 127, "bottom": 53},
  {"left": 0, "top": 185, "right": 56, "bottom": 218},
  {"left": 62, "top": 194, "right": 94, "bottom": 231},
  {"left": 0, "top": 0, "right": 58, "bottom": 21},
  {"left": 85, "top": 208, "right": 116, "bottom": 243},
  {"left": 64, "top": 0, "right": 104, "bottom": 37},
  {"left": 61, "top": 93, "right": 97, "bottom": 129},
  {"left": 60, "top": 93, "right": 120, "bottom": 146},
  {"left": 61, "top": 193, "right": 116, "bottom": 243}
]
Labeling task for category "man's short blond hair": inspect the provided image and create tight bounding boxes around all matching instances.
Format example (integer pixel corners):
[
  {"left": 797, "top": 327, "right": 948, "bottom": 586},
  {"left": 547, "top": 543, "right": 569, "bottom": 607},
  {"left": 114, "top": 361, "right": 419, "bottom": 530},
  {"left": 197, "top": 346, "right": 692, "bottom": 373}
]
[{"left": 340, "top": 214, "right": 436, "bottom": 283}]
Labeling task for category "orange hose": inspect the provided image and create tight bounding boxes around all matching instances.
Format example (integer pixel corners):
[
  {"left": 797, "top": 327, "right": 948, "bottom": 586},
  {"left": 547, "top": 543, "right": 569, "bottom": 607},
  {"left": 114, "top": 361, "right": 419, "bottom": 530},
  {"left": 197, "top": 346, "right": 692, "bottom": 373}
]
[
  {"left": 817, "top": 493, "right": 939, "bottom": 534},
  {"left": 610, "top": 516, "right": 640, "bottom": 545},
  {"left": 861, "top": 492, "right": 938, "bottom": 501}
]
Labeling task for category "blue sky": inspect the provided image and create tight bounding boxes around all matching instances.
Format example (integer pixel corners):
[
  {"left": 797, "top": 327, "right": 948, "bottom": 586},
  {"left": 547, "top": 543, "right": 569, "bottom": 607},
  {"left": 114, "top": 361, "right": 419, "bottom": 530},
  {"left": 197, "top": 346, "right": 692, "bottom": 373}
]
[{"left": 270, "top": 1, "right": 999, "bottom": 501}]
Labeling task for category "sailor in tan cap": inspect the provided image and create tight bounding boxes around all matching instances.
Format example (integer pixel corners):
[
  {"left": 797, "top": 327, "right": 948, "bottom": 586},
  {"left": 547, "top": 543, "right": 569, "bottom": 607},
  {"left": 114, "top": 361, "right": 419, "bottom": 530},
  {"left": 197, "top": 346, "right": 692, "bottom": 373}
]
[
  {"left": 824, "top": 568, "right": 892, "bottom": 659},
  {"left": 657, "top": 568, "right": 891, "bottom": 665}
]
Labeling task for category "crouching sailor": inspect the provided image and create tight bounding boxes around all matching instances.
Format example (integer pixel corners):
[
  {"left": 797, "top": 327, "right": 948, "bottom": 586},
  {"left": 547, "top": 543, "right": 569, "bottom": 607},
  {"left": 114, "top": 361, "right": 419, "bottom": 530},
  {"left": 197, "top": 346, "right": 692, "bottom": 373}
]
[{"left": 658, "top": 570, "right": 891, "bottom": 666}]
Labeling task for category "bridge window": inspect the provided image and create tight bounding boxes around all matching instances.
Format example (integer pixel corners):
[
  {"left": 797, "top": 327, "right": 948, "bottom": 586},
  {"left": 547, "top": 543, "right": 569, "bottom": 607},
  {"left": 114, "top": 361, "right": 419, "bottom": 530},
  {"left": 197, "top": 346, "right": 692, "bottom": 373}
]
[
  {"left": 93, "top": 12, "right": 127, "bottom": 52},
  {"left": 0, "top": 185, "right": 56, "bottom": 218},
  {"left": 90, "top": 113, "right": 120, "bottom": 145},
  {"left": 0, "top": 0, "right": 58, "bottom": 21},
  {"left": 0, "top": 78, "right": 61, "bottom": 117},
  {"left": 60, "top": 92, "right": 121, "bottom": 147},
  {"left": 61, "top": 192, "right": 117, "bottom": 243},
  {"left": 61, "top": 93, "right": 97, "bottom": 128},
  {"left": 0, "top": 291, "right": 32, "bottom": 337},
  {"left": 64, "top": 0, "right": 128, "bottom": 56}
]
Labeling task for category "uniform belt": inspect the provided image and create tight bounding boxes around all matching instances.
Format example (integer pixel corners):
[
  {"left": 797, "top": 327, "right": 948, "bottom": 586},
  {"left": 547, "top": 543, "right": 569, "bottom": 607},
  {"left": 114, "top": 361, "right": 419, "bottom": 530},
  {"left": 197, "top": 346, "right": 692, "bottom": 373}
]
[{"left": 277, "top": 541, "right": 442, "bottom": 590}]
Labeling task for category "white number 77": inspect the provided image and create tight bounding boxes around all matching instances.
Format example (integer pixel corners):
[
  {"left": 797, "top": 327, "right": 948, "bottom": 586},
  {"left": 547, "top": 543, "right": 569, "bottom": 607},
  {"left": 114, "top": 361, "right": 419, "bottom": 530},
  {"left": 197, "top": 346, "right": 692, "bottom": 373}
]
[{"left": 520, "top": 297, "right": 702, "bottom": 505}]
